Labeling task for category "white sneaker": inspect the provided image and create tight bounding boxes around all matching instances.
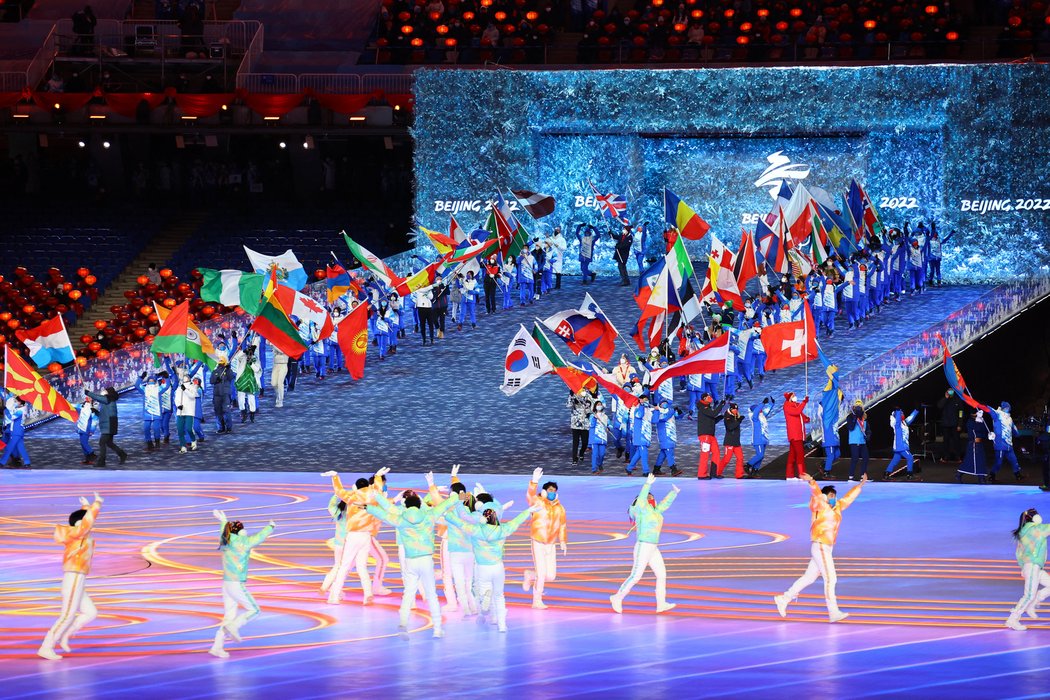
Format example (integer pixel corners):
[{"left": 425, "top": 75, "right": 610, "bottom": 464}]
[
  {"left": 609, "top": 594, "right": 623, "bottom": 613},
  {"left": 774, "top": 595, "right": 789, "bottom": 618},
  {"left": 531, "top": 601, "right": 548, "bottom": 610},
  {"left": 498, "top": 623, "right": 508, "bottom": 633},
  {"left": 1005, "top": 618, "right": 1028, "bottom": 631},
  {"left": 58, "top": 636, "right": 72, "bottom": 653},
  {"left": 480, "top": 590, "right": 492, "bottom": 614},
  {"left": 373, "top": 586, "right": 393, "bottom": 596},
  {"left": 523, "top": 570, "right": 535, "bottom": 593},
  {"left": 209, "top": 646, "right": 229, "bottom": 659},
  {"left": 37, "top": 647, "right": 62, "bottom": 660},
  {"left": 432, "top": 628, "right": 444, "bottom": 639},
  {"left": 656, "top": 602, "right": 676, "bottom": 613},
  {"left": 829, "top": 611, "right": 849, "bottom": 623},
  {"left": 191, "top": 441, "right": 198, "bottom": 451},
  {"left": 179, "top": 447, "right": 188, "bottom": 454},
  {"left": 224, "top": 623, "right": 242, "bottom": 642}
]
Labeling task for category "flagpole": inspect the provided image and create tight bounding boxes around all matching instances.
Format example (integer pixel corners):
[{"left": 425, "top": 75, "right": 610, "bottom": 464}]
[
  {"left": 585, "top": 294, "right": 641, "bottom": 361},
  {"left": 58, "top": 313, "right": 87, "bottom": 391},
  {"left": 803, "top": 298, "right": 810, "bottom": 399}
]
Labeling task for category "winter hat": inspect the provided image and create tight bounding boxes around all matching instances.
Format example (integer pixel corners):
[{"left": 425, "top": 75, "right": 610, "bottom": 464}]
[{"left": 784, "top": 391, "right": 794, "bottom": 401}]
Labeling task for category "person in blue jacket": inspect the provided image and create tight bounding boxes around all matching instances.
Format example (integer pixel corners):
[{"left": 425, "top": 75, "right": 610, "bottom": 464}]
[
  {"left": 652, "top": 398, "right": 683, "bottom": 477},
  {"left": 927, "top": 224, "right": 954, "bottom": 286},
  {"left": 133, "top": 371, "right": 163, "bottom": 450},
  {"left": 0, "top": 397, "right": 30, "bottom": 467},
  {"left": 157, "top": 367, "right": 175, "bottom": 445},
  {"left": 989, "top": 401, "right": 1024, "bottom": 482},
  {"left": 845, "top": 401, "right": 871, "bottom": 481},
  {"left": 589, "top": 400, "right": 610, "bottom": 473},
  {"left": 745, "top": 397, "right": 775, "bottom": 477},
  {"left": 627, "top": 393, "right": 654, "bottom": 476},
  {"left": 885, "top": 407, "right": 919, "bottom": 480},
  {"left": 76, "top": 396, "right": 98, "bottom": 464}
]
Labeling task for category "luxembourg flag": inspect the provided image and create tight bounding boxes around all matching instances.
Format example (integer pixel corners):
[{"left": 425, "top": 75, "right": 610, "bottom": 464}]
[
  {"left": 15, "top": 315, "right": 75, "bottom": 368},
  {"left": 243, "top": 246, "right": 309, "bottom": 291}
]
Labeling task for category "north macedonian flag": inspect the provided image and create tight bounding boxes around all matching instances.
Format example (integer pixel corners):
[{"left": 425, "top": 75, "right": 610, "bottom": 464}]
[
  {"left": 3, "top": 345, "right": 77, "bottom": 422},
  {"left": 337, "top": 302, "right": 369, "bottom": 380}
]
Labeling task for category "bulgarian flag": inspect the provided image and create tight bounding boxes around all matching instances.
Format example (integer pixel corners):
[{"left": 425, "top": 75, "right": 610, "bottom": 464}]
[
  {"left": 198, "top": 268, "right": 265, "bottom": 315},
  {"left": 250, "top": 290, "right": 308, "bottom": 359},
  {"left": 3, "top": 345, "right": 77, "bottom": 422},
  {"left": 152, "top": 301, "right": 218, "bottom": 368}
]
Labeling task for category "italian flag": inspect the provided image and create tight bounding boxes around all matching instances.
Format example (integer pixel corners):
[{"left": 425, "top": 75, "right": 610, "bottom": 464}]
[
  {"left": 199, "top": 268, "right": 265, "bottom": 315},
  {"left": 152, "top": 301, "right": 217, "bottom": 368},
  {"left": 250, "top": 290, "right": 308, "bottom": 359}
]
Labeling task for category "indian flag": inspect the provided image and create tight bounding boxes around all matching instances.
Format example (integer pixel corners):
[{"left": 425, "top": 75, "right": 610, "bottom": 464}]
[
  {"left": 199, "top": 268, "right": 265, "bottom": 315},
  {"left": 152, "top": 301, "right": 217, "bottom": 368}
]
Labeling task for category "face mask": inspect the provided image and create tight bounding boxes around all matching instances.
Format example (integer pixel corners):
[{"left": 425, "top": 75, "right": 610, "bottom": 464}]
[
  {"left": 827, "top": 496, "right": 837, "bottom": 507},
  {"left": 546, "top": 491, "right": 557, "bottom": 502},
  {"left": 1034, "top": 514, "right": 1044, "bottom": 525},
  {"left": 596, "top": 407, "right": 604, "bottom": 413}
]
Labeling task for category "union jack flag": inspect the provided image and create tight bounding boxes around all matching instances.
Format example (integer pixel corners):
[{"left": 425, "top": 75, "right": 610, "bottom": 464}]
[{"left": 589, "top": 181, "right": 627, "bottom": 222}]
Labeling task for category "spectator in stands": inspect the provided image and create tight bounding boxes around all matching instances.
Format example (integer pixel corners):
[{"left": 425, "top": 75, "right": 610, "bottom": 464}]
[
  {"left": 71, "top": 6, "right": 97, "bottom": 57},
  {"left": 146, "top": 263, "right": 162, "bottom": 286},
  {"left": 482, "top": 22, "right": 501, "bottom": 45}
]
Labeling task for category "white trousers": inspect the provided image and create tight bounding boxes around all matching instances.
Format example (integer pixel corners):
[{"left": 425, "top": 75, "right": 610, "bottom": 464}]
[
  {"left": 40, "top": 572, "right": 97, "bottom": 653},
  {"left": 324, "top": 531, "right": 372, "bottom": 603},
  {"left": 237, "top": 391, "right": 257, "bottom": 412},
  {"left": 784, "top": 542, "right": 840, "bottom": 615},
  {"left": 401, "top": 555, "right": 442, "bottom": 631},
  {"left": 271, "top": 364, "right": 287, "bottom": 406},
  {"left": 448, "top": 550, "right": 477, "bottom": 612},
  {"left": 212, "top": 580, "right": 260, "bottom": 649},
  {"left": 527, "top": 540, "right": 558, "bottom": 602},
  {"left": 475, "top": 562, "right": 507, "bottom": 628},
  {"left": 370, "top": 536, "right": 389, "bottom": 589},
  {"left": 616, "top": 541, "right": 667, "bottom": 605},
  {"left": 1009, "top": 562, "right": 1050, "bottom": 621}
]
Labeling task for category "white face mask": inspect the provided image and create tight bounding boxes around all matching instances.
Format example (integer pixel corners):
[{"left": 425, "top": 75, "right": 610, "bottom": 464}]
[{"left": 1034, "top": 514, "right": 1044, "bottom": 525}]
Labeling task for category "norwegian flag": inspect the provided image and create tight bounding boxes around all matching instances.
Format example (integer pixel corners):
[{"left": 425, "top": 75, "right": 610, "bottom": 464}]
[{"left": 589, "top": 181, "right": 627, "bottom": 222}]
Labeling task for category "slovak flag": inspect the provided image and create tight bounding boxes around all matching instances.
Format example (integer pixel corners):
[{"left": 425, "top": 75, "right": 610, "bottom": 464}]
[
  {"left": 589, "top": 181, "right": 627, "bottom": 221},
  {"left": 542, "top": 294, "right": 617, "bottom": 362},
  {"left": 15, "top": 315, "right": 74, "bottom": 368}
]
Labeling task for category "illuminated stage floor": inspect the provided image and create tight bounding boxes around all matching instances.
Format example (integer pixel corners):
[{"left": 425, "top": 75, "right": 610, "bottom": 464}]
[{"left": 2, "top": 470, "right": 1047, "bottom": 698}]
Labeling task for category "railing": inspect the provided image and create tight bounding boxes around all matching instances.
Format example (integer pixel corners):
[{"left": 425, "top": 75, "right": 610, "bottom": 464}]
[
  {"left": 0, "top": 72, "right": 27, "bottom": 92},
  {"left": 234, "top": 72, "right": 299, "bottom": 93},
  {"left": 838, "top": 276, "right": 1050, "bottom": 418},
  {"left": 237, "top": 18, "right": 264, "bottom": 76},
  {"left": 53, "top": 19, "right": 260, "bottom": 59},
  {"left": 236, "top": 72, "right": 416, "bottom": 94},
  {"left": 26, "top": 24, "right": 58, "bottom": 91}
]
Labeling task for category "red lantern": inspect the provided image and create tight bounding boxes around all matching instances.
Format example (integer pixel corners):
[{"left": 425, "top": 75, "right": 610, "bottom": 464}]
[
  {"left": 790, "top": 7, "right": 802, "bottom": 18},
  {"left": 148, "top": 313, "right": 158, "bottom": 323},
  {"left": 7, "top": 319, "right": 19, "bottom": 330},
  {"left": 757, "top": 8, "right": 768, "bottom": 18},
  {"left": 723, "top": 8, "right": 734, "bottom": 18},
  {"left": 494, "top": 10, "right": 506, "bottom": 20},
  {"left": 159, "top": 268, "right": 173, "bottom": 279},
  {"left": 145, "top": 334, "right": 155, "bottom": 343},
  {"left": 163, "top": 298, "right": 177, "bottom": 308},
  {"left": 410, "top": 36, "right": 424, "bottom": 46},
  {"left": 84, "top": 275, "right": 97, "bottom": 286},
  {"left": 96, "top": 349, "right": 110, "bottom": 360},
  {"left": 1008, "top": 15, "right": 1021, "bottom": 27},
  {"left": 134, "top": 328, "right": 148, "bottom": 338},
  {"left": 47, "top": 361, "right": 63, "bottom": 374},
  {"left": 946, "top": 31, "right": 958, "bottom": 40},
  {"left": 864, "top": 20, "right": 876, "bottom": 29},
  {"left": 462, "top": 10, "right": 474, "bottom": 20},
  {"left": 177, "top": 283, "right": 191, "bottom": 295},
  {"left": 76, "top": 356, "right": 88, "bottom": 367},
  {"left": 652, "top": 0, "right": 663, "bottom": 6},
  {"left": 739, "top": 22, "right": 752, "bottom": 31},
  {"left": 77, "top": 267, "right": 90, "bottom": 278},
  {"left": 69, "top": 289, "right": 83, "bottom": 301},
  {"left": 525, "top": 11, "right": 537, "bottom": 20},
  {"left": 137, "top": 275, "right": 149, "bottom": 286},
  {"left": 88, "top": 341, "right": 102, "bottom": 352},
  {"left": 445, "top": 37, "right": 458, "bottom": 46},
  {"left": 402, "top": 24, "right": 414, "bottom": 33},
  {"left": 673, "top": 22, "right": 686, "bottom": 31},
  {"left": 63, "top": 282, "right": 73, "bottom": 292},
  {"left": 690, "top": 9, "right": 702, "bottom": 18},
  {"left": 736, "top": 34, "right": 749, "bottom": 44},
  {"left": 140, "top": 305, "right": 152, "bottom": 316},
  {"left": 436, "top": 24, "right": 449, "bottom": 34},
  {"left": 775, "top": 20, "right": 788, "bottom": 31},
  {"left": 480, "top": 0, "right": 491, "bottom": 6},
  {"left": 429, "top": 10, "right": 441, "bottom": 20},
  {"left": 22, "top": 304, "right": 36, "bottom": 315},
  {"left": 924, "top": 4, "right": 938, "bottom": 14},
  {"left": 94, "top": 320, "right": 108, "bottom": 330}
]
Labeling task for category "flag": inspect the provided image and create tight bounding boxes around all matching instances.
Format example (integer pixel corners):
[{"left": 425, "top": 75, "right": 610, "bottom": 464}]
[
  {"left": 446, "top": 235, "right": 497, "bottom": 265},
  {"left": 421, "top": 225, "right": 457, "bottom": 255},
  {"left": 666, "top": 236, "right": 702, "bottom": 322},
  {"left": 732, "top": 229, "right": 759, "bottom": 289},
  {"left": 488, "top": 193, "right": 531, "bottom": 260},
  {"left": 754, "top": 217, "right": 787, "bottom": 274},
  {"left": 787, "top": 248, "right": 814, "bottom": 279},
  {"left": 342, "top": 231, "right": 398, "bottom": 285},
  {"left": 3, "top": 346, "right": 77, "bottom": 422},
  {"left": 271, "top": 286, "right": 334, "bottom": 340},
  {"left": 15, "top": 315, "right": 74, "bottom": 368},
  {"left": 243, "top": 246, "right": 308, "bottom": 291},
  {"left": 589, "top": 181, "right": 627, "bottom": 221},
  {"left": 807, "top": 205, "right": 829, "bottom": 265},
  {"left": 199, "top": 268, "right": 265, "bottom": 315},
  {"left": 937, "top": 334, "right": 990, "bottom": 411},
  {"left": 585, "top": 368, "right": 639, "bottom": 408},
  {"left": 501, "top": 324, "right": 552, "bottom": 396},
  {"left": 819, "top": 361, "right": 844, "bottom": 442},
  {"left": 815, "top": 201, "right": 857, "bottom": 258},
  {"left": 396, "top": 254, "right": 451, "bottom": 296},
  {"left": 781, "top": 182, "right": 815, "bottom": 245},
  {"left": 336, "top": 302, "right": 369, "bottom": 380},
  {"left": 250, "top": 291, "right": 308, "bottom": 360},
  {"left": 701, "top": 236, "right": 744, "bottom": 309},
  {"left": 326, "top": 262, "right": 353, "bottom": 304},
  {"left": 152, "top": 301, "right": 218, "bottom": 368},
  {"left": 663, "top": 187, "right": 711, "bottom": 241},
  {"left": 631, "top": 313, "right": 665, "bottom": 352},
  {"left": 634, "top": 257, "right": 669, "bottom": 310},
  {"left": 761, "top": 301, "right": 820, "bottom": 370},
  {"left": 531, "top": 324, "right": 596, "bottom": 393},
  {"left": 541, "top": 303, "right": 617, "bottom": 362},
  {"left": 648, "top": 333, "right": 730, "bottom": 390},
  {"left": 512, "top": 189, "right": 556, "bottom": 219}
]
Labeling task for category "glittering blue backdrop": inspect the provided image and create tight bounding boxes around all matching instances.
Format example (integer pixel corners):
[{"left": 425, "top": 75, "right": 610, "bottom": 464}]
[{"left": 413, "top": 65, "right": 1050, "bottom": 281}]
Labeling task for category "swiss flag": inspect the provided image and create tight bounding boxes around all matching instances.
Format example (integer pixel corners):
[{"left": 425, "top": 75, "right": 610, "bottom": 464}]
[{"left": 761, "top": 302, "right": 819, "bottom": 371}]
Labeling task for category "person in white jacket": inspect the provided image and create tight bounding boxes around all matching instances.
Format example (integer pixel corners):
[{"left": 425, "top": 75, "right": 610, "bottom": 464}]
[
  {"left": 231, "top": 340, "right": 263, "bottom": 423},
  {"left": 549, "top": 227, "right": 568, "bottom": 290},
  {"left": 175, "top": 376, "right": 200, "bottom": 453}
]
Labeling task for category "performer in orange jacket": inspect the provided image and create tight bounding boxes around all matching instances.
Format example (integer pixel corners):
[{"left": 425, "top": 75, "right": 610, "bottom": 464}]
[
  {"left": 38, "top": 493, "right": 103, "bottom": 660},
  {"left": 775, "top": 472, "right": 867, "bottom": 622},
  {"left": 783, "top": 392, "right": 811, "bottom": 479},
  {"left": 522, "top": 467, "right": 568, "bottom": 608},
  {"left": 321, "top": 468, "right": 388, "bottom": 605}
]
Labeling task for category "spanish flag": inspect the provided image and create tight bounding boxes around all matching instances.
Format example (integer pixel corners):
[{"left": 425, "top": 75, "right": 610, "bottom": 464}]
[
  {"left": 664, "top": 187, "right": 711, "bottom": 241},
  {"left": 3, "top": 346, "right": 77, "bottom": 422}
]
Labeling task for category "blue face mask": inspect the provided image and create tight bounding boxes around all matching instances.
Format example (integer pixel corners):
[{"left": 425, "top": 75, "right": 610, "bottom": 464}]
[
  {"left": 546, "top": 491, "right": 557, "bottom": 502},
  {"left": 827, "top": 496, "right": 838, "bottom": 507}
]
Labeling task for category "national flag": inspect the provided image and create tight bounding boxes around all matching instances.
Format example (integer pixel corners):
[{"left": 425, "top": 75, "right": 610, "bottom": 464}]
[
  {"left": 819, "top": 361, "right": 844, "bottom": 442},
  {"left": 199, "top": 268, "right": 266, "bottom": 315},
  {"left": 634, "top": 257, "right": 668, "bottom": 310},
  {"left": 732, "top": 229, "right": 759, "bottom": 289},
  {"left": 243, "top": 246, "right": 308, "bottom": 291},
  {"left": 781, "top": 182, "right": 815, "bottom": 245},
  {"left": 263, "top": 265, "right": 278, "bottom": 300},
  {"left": 787, "top": 248, "right": 814, "bottom": 279},
  {"left": 807, "top": 204, "right": 830, "bottom": 265},
  {"left": 815, "top": 201, "right": 857, "bottom": 258},
  {"left": 336, "top": 302, "right": 369, "bottom": 380},
  {"left": 250, "top": 291, "right": 308, "bottom": 359},
  {"left": 446, "top": 234, "right": 497, "bottom": 265},
  {"left": 585, "top": 368, "right": 640, "bottom": 408},
  {"left": 541, "top": 305, "right": 617, "bottom": 363},
  {"left": 15, "top": 315, "right": 74, "bottom": 368},
  {"left": 3, "top": 346, "right": 77, "bottom": 422},
  {"left": 511, "top": 189, "right": 556, "bottom": 219},
  {"left": 271, "top": 286, "right": 334, "bottom": 340},
  {"left": 501, "top": 324, "right": 553, "bottom": 396},
  {"left": 488, "top": 193, "right": 531, "bottom": 260},
  {"left": 755, "top": 216, "right": 788, "bottom": 275},
  {"left": 396, "top": 254, "right": 452, "bottom": 296},
  {"left": 856, "top": 180, "right": 886, "bottom": 237},
  {"left": 326, "top": 262, "right": 353, "bottom": 304},
  {"left": 701, "top": 235, "right": 743, "bottom": 308},
  {"left": 152, "top": 301, "right": 218, "bottom": 368},
  {"left": 631, "top": 313, "right": 665, "bottom": 353},
  {"left": 530, "top": 324, "right": 596, "bottom": 393},
  {"left": 666, "top": 236, "right": 702, "bottom": 322},
  {"left": 420, "top": 225, "right": 457, "bottom": 255},
  {"left": 648, "top": 332, "right": 730, "bottom": 390},
  {"left": 342, "top": 231, "right": 398, "bottom": 285},
  {"left": 589, "top": 181, "right": 627, "bottom": 221},
  {"left": 937, "top": 334, "right": 989, "bottom": 411},
  {"left": 663, "top": 187, "right": 711, "bottom": 241},
  {"left": 761, "top": 301, "right": 820, "bottom": 370}
]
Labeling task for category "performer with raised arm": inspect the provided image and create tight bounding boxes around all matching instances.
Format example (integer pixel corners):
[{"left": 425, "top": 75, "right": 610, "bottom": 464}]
[
  {"left": 320, "top": 467, "right": 389, "bottom": 605},
  {"left": 610, "top": 473, "right": 680, "bottom": 614},
  {"left": 522, "top": 468, "right": 568, "bottom": 609},
  {"left": 775, "top": 472, "right": 867, "bottom": 623},
  {"left": 209, "top": 509, "right": 276, "bottom": 658},
  {"left": 38, "top": 493, "right": 104, "bottom": 660},
  {"left": 367, "top": 471, "right": 459, "bottom": 638},
  {"left": 1005, "top": 508, "right": 1050, "bottom": 631}
]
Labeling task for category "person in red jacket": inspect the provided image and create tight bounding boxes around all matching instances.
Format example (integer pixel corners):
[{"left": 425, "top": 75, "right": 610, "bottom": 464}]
[{"left": 783, "top": 391, "right": 811, "bottom": 479}]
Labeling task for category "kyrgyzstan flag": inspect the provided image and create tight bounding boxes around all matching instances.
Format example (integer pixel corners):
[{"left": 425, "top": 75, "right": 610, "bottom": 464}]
[
  {"left": 337, "top": 302, "right": 369, "bottom": 380},
  {"left": 761, "top": 301, "right": 820, "bottom": 371}
]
